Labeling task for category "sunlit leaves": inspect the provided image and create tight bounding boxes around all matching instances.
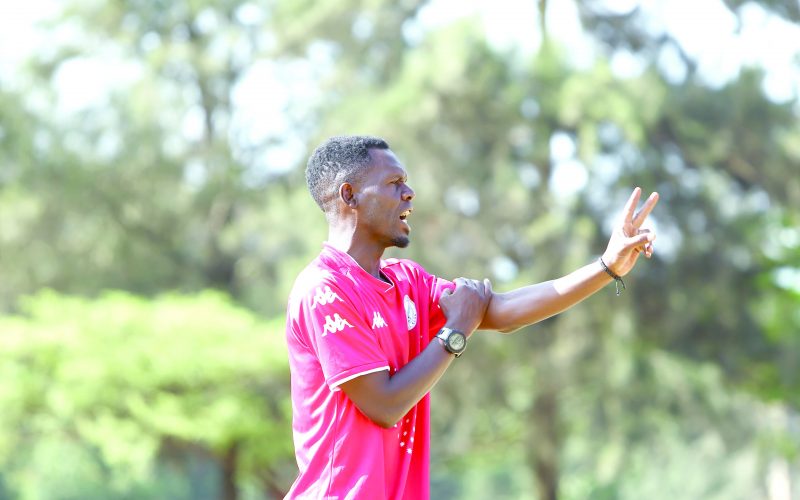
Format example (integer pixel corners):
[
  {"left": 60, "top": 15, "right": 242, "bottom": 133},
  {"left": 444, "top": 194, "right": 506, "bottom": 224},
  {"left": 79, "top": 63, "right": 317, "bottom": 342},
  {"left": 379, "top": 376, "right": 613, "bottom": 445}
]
[{"left": 0, "top": 290, "right": 292, "bottom": 495}]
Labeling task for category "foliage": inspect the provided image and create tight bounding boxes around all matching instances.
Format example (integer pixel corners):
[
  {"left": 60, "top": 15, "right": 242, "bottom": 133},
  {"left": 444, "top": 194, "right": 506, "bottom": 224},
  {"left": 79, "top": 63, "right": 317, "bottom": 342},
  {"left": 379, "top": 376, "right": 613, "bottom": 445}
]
[{"left": 0, "top": 291, "right": 293, "bottom": 498}]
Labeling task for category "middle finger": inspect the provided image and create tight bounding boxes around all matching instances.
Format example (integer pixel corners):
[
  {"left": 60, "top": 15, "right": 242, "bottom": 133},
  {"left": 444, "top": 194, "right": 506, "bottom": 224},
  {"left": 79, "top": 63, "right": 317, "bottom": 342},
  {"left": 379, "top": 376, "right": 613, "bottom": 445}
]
[{"left": 632, "top": 192, "right": 659, "bottom": 228}]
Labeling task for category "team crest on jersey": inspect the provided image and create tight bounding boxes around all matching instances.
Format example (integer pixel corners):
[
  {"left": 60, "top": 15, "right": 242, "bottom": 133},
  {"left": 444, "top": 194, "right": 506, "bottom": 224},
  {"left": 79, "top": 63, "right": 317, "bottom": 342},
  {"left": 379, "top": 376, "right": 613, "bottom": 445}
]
[
  {"left": 403, "top": 295, "right": 417, "bottom": 330},
  {"left": 310, "top": 286, "right": 342, "bottom": 309},
  {"left": 321, "top": 313, "right": 353, "bottom": 336}
]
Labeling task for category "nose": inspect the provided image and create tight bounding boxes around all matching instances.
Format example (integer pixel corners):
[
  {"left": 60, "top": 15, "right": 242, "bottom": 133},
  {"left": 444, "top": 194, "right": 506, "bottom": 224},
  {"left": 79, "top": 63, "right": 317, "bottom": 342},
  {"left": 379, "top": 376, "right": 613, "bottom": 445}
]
[{"left": 402, "top": 184, "right": 415, "bottom": 201}]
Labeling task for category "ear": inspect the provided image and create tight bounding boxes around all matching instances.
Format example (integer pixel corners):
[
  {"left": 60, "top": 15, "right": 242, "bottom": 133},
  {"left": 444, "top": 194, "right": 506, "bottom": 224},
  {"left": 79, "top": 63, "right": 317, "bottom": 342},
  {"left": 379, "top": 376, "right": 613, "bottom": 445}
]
[{"left": 339, "top": 182, "right": 357, "bottom": 208}]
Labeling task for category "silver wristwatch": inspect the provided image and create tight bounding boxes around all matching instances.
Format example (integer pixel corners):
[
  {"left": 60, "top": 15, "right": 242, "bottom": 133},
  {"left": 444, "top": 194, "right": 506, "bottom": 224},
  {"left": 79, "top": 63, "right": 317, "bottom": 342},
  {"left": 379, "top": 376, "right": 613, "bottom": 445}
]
[{"left": 436, "top": 327, "right": 467, "bottom": 357}]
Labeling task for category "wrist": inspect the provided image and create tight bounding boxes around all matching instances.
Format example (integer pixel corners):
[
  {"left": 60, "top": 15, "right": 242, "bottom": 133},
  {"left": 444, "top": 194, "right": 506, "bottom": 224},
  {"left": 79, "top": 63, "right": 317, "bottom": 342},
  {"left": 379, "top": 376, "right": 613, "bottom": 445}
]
[
  {"left": 437, "top": 327, "right": 467, "bottom": 357},
  {"left": 600, "top": 253, "right": 621, "bottom": 276},
  {"left": 598, "top": 256, "right": 626, "bottom": 296},
  {"left": 435, "top": 336, "right": 452, "bottom": 356},
  {"left": 444, "top": 321, "right": 473, "bottom": 337}
]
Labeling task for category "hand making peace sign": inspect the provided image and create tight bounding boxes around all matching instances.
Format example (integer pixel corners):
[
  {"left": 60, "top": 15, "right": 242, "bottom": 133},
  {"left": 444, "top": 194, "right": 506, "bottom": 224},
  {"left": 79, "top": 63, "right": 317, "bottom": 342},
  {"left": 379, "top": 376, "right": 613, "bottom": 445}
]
[{"left": 601, "top": 187, "right": 659, "bottom": 277}]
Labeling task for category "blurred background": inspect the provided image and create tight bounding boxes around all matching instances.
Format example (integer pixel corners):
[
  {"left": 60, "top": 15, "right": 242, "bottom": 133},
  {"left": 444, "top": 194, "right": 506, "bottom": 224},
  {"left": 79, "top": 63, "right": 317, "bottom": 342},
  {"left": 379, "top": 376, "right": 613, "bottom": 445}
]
[{"left": 0, "top": 0, "right": 798, "bottom": 498}]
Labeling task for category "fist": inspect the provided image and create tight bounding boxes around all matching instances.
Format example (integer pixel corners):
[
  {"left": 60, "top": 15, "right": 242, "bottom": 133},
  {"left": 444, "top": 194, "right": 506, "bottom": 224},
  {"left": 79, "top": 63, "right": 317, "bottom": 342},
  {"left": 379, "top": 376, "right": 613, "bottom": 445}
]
[{"left": 439, "top": 277, "right": 493, "bottom": 336}]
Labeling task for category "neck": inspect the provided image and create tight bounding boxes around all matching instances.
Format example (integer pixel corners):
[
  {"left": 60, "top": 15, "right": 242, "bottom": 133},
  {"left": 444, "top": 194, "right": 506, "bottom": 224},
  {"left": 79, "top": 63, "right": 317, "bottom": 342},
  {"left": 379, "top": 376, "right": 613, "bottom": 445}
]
[{"left": 328, "top": 228, "right": 386, "bottom": 279}]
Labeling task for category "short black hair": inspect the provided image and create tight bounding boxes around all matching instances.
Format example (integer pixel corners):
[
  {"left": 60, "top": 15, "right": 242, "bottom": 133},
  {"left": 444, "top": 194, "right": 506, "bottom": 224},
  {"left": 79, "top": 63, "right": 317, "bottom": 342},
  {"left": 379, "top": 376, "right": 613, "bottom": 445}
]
[{"left": 305, "top": 135, "right": 390, "bottom": 211}]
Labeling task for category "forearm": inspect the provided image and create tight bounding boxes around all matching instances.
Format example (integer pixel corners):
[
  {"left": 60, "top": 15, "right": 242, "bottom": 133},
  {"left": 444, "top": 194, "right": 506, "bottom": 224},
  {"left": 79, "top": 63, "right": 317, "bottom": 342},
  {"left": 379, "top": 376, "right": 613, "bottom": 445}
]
[
  {"left": 480, "top": 260, "right": 614, "bottom": 333},
  {"left": 479, "top": 187, "right": 658, "bottom": 333},
  {"left": 340, "top": 330, "right": 455, "bottom": 428},
  {"left": 380, "top": 335, "right": 455, "bottom": 423},
  {"left": 341, "top": 279, "right": 490, "bottom": 428}
]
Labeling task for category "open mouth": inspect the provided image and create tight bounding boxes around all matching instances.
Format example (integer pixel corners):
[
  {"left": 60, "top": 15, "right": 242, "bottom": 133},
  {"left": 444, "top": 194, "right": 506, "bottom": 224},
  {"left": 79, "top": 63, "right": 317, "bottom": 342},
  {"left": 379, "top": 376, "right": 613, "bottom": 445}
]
[{"left": 399, "top": 209, "right": 412, "bottom": 222}]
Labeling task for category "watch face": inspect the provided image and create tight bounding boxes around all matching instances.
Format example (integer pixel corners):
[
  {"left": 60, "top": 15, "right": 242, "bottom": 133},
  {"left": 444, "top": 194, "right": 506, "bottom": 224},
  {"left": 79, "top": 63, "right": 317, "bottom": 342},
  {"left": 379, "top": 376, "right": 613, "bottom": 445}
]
[{"left": 448, "top": 332, "right": 466, "bottom": 351}]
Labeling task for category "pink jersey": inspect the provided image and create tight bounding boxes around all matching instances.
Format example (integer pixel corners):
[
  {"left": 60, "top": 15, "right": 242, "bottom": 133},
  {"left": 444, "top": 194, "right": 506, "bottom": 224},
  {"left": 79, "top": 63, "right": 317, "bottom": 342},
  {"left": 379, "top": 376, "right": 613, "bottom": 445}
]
[{"left": 284, "top": 243, "right": 453, "bottom": 500}]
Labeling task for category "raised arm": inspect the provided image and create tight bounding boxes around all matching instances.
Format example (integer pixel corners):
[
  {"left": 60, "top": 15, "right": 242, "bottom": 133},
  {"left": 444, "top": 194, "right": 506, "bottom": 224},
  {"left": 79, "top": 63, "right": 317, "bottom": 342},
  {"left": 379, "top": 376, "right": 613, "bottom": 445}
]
[{"left": 480, "top": 187, "right": 659, "bottom": 333}]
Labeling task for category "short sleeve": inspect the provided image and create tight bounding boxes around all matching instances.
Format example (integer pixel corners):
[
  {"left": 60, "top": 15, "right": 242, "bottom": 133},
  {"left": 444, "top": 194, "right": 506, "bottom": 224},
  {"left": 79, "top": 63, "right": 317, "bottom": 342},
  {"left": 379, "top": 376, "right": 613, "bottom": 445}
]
[
  {"left": 298, "top": 282, "right": 389, "bottom": 390},
  {"left": 414, "top": 265, "right": 454, "bottom": 339}
]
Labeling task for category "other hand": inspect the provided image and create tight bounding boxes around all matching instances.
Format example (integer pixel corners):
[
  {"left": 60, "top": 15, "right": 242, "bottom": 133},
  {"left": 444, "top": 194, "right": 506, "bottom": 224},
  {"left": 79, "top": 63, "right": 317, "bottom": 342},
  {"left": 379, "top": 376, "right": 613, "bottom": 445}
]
[{"left": 439, "top": 278, "right": 493, "bottom": 337}]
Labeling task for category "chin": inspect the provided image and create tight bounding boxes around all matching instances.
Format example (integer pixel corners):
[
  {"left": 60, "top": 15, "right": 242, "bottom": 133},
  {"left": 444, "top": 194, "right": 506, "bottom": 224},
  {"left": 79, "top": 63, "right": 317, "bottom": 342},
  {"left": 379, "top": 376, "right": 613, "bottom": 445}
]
[{"left": 392, "top": 236, "right": 410, "bottom": 248}]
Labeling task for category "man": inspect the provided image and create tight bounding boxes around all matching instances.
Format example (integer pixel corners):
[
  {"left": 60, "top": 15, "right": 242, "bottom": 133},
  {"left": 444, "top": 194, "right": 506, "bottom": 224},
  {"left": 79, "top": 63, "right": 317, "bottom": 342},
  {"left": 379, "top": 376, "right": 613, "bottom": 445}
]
[{"left": 284, "top": 135, "right": 658, "bottom": 499}]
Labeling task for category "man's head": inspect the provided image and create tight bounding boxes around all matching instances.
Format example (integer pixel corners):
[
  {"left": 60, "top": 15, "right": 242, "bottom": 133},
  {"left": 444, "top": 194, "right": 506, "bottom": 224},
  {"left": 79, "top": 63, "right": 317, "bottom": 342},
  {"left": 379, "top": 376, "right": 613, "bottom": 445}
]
[
  {"left": 306, "top": 135, "right": 390, "bottom": 212},
  {"left": 306, "top": 135, "right": 415, "bottom": 249}
]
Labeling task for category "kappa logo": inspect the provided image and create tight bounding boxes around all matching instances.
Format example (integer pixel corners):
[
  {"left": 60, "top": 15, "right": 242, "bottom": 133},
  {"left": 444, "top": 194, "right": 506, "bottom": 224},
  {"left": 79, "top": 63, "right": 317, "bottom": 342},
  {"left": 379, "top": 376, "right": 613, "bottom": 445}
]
[
  {"left": 322, "top": 313, "right": 353, "bottom": 336},
  {"left": 404, "top": 295, "right": 417, "bottom": 330},
  {"left": 311, "top": 286, "right": 342, "bottom": 309},
  {"left": 372, "top": 311, "right": 388, "bottom": 329}
]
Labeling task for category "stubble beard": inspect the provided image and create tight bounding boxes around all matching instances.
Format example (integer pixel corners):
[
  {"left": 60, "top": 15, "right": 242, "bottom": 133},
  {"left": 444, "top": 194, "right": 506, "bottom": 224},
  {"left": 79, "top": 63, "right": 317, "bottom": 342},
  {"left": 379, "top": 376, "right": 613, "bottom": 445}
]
[{"left": 392, "top": 235, "right": 410, "bottom": 248}]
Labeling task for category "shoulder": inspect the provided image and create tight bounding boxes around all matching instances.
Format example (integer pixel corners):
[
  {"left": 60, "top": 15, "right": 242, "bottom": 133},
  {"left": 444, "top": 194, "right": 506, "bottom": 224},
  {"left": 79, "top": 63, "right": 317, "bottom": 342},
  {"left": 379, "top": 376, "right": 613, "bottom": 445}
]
[
  {"left": 289, "top": 260, "right": 353, "bottom": 308},
  {"left": 287, "top": 262, "right": 363, "bottom": 342},
  {"left": 383, "top": 257, "right": 431, "bottom": 277},
  {"left": 383, "top": 259, "right": 425, "bottom": 272}
]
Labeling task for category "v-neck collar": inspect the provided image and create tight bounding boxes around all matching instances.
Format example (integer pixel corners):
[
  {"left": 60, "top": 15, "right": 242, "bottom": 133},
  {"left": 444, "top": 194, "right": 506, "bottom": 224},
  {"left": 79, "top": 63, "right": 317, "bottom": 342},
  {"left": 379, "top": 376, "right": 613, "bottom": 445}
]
[{"left": 321, "top": 243, "right": 396, "bottom": 293}]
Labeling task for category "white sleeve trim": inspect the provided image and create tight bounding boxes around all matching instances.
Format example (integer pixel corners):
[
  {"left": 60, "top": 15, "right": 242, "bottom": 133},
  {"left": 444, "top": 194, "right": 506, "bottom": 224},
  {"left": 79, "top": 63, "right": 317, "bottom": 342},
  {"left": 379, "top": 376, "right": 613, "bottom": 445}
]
[{"left": 330, "top": 366, "right": 390, "bottom": 392}]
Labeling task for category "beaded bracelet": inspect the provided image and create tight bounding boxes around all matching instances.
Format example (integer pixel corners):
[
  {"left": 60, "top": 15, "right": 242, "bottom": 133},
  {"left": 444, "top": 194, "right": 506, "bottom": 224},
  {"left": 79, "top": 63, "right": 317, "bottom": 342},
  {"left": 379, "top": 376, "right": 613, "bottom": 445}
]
[{"left": 599, "top": 257, "right": 626, "bottom": 296}]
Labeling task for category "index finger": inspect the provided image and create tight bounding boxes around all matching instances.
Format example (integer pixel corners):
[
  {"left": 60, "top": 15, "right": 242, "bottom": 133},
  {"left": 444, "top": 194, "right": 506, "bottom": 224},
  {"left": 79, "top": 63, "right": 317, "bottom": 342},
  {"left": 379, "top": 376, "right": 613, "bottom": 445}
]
[
  {"left": 622, "top": 187, "right": 642, "bottom": 224},
  {"left": 632, "top": 192, "right": 659, "bottom": 228},
  {"left": 453, "top": 277, "right": 475, "bottom": 289}
]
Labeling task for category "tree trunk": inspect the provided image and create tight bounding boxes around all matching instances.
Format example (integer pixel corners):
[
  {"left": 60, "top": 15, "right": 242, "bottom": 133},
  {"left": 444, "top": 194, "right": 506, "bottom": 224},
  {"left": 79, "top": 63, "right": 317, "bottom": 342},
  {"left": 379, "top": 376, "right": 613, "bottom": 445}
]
[
  {"left": 221, "top": 442, "right": 240, "bottom": 500},
  {"left": 530, "top": 389, "right": 560, "bottom": 500},
  {"left": 261, "top": 469, "right": 290, "bottom": 499}
]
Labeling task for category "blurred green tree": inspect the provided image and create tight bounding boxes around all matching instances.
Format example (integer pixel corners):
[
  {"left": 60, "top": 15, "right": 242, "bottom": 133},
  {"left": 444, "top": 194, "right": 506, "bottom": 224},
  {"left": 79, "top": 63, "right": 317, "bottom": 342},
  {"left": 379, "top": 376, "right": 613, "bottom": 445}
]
[{"left": 0, "top": 291, "right": 293, "bottom": 499}]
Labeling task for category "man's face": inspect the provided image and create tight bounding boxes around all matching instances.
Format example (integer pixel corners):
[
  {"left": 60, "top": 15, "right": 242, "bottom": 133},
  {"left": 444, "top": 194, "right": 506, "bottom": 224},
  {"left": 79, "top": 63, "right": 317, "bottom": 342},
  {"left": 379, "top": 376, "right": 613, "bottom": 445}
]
[{"left": 353, "top": 148, "right": 415, "bottom": 249}]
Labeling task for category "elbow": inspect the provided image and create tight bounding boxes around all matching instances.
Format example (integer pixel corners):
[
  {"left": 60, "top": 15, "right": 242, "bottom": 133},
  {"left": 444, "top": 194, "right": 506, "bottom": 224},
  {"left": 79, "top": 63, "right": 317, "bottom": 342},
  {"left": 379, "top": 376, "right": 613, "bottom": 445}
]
[
  {"left": 342, "top": 375, "right": 409, "bottom": 428},
  {"left": 359, "top": 404, "right": 404, "bottom": 429},
  {"left": 367, "top": 410, "right": 402, "bottom": 429},
  {"left": 479, "top": 320, "right": 523, "bottom": 334},
  {"left": 374, "top": 416, "right": 400, "bottom": 429},
  {"left": 483, "top": 293, "right": 524, "bottom": 334}
]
